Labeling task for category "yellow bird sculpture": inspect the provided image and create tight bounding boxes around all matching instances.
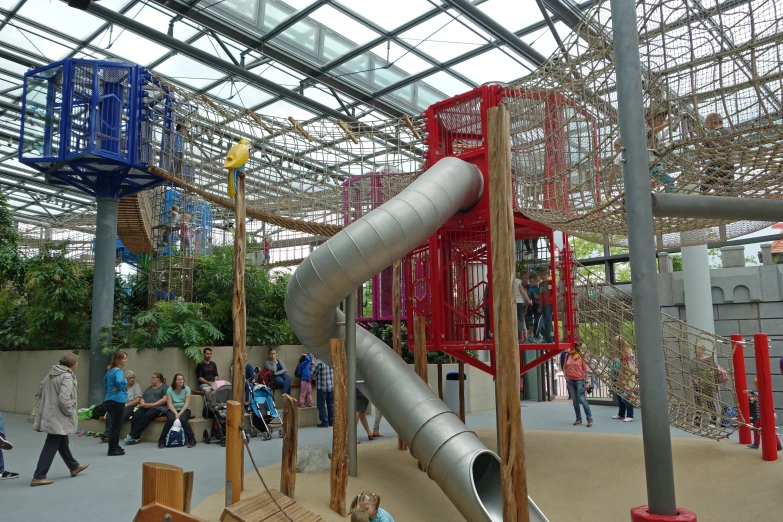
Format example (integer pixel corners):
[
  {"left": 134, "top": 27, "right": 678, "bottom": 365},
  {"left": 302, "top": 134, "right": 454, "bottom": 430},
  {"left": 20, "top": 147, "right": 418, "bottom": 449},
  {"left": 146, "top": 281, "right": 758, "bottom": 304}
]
[{"left": 224, "top": 138, "right": 250, "bottom": 198}]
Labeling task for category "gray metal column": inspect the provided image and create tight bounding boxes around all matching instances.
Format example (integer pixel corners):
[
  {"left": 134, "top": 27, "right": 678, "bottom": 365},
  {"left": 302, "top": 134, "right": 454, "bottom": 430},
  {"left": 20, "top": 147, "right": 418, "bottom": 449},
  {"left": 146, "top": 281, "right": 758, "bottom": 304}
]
[
  {"left": 88, "top": 196, "right": 118, "bottom": 406},
  {"left": 345, "top": 290, "right": 358, "bottom": 477},
  {"left": 609, "top": 0, "right": 678, "bottom": 515}
]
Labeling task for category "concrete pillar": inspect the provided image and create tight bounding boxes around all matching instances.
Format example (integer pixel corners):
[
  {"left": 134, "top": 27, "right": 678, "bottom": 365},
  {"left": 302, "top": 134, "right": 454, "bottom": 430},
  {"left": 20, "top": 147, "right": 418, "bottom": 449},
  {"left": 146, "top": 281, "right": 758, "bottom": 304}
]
[
  {"left": 721, "top": 245, "right": 746, "bottom": 268},
  {"left": 657, "top": 252, "right": 673, "bottom": 273},
  {"left": 88, "top": 196, "right": 119, "bottom": 406},
  {"left": 760, "top": 243, "right": 773, "bottom": 266},
  {"left": 681, "top": 243, "right": 715, "bottom": 334}
]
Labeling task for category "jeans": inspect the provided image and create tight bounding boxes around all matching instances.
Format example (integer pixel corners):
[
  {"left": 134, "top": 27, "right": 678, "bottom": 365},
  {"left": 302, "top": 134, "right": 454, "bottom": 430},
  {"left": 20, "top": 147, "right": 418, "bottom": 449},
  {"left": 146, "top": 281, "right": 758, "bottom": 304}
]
[
  {"left": 34, "top": 434, "right": 79, "bottom": 479},
  {"left": 0, "top": 411, "right": 5, "bottom": 473},
  {"left": 158, "top": 409, "right": 195, "bottom": 444},
  {"left": 566, "top": 379, "right": 592, "bottom": 420},
  {"left": 272, "top": 374, "right": 292, "bottom": 395},
  {"left": 616, "top": 393, "right": 633, "bottom": 418},
  {"left": 542, "top": 304, "right": 554, "bottom": 343},
  {"left": 129, "top": 407, "right": 166, "bottom": 439},
  {"left": 317, "top": 389, "right": 334, "bottom": 424},
  {"left": 105, "top": 400, "right": 125, "bottom": 453}
]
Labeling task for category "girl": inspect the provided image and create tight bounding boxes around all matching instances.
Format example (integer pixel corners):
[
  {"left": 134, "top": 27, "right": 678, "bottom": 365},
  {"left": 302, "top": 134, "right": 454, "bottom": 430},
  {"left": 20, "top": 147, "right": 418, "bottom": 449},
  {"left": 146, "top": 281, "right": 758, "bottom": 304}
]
[
  {"left": 179, "top": 214, "right": 192, "bottom": 257},
  {"left": 745, "top": 378, "right": 782, "bottom": 450},
  {"left": 610, "top": 337, "right": 637, "bottom": 422},
  {"left": 350, "top": 492, "right": 394, "bottom": 522},
  {"left": 563, "top": 347, "right": 594, "bottom": 427},
  {"left": 296, "top": 354, "right": 313, "bottom": 408},
  {"left": 103, "top": 351, "right": 129, "bottom": 456},
  {"left": 158, "top": 373, "right": 196, "bottom": 448}
]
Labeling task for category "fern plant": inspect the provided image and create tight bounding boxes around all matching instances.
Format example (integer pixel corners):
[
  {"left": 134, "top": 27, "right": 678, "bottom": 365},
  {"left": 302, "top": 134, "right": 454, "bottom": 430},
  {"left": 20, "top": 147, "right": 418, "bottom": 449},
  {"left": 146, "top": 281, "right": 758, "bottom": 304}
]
[{"left": 103, "top": 300, "right": 223, "bottom": 361}]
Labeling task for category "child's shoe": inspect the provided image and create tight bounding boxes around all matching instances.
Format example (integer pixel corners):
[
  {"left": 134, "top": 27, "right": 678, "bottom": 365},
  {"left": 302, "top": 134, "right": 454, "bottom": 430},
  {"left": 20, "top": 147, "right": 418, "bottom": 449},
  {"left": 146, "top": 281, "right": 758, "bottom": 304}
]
[{"left": 746, "top": 444, "right": 759, "bottom": 449}]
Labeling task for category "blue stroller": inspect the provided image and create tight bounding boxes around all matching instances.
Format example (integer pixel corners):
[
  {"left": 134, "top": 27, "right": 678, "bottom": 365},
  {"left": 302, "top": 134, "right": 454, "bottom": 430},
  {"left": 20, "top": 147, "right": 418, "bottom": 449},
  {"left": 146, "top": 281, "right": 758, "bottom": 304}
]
[{"left": 246, "top": 382, "right": 283, "bottom": 441}]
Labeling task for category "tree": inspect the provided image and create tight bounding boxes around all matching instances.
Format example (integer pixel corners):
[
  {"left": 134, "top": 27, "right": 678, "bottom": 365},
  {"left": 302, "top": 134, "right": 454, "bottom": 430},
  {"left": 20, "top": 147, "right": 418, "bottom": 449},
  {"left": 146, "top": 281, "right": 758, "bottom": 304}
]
[{"left": 0, "top": 193, "right": 21, "bottom": 286}]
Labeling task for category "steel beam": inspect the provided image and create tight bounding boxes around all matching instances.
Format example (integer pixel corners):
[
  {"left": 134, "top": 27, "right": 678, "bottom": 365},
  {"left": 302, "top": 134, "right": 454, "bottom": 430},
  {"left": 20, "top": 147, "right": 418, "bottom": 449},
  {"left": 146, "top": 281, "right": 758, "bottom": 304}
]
[{"left": 651, "top": 193, "right": 783, "bottom": 222}]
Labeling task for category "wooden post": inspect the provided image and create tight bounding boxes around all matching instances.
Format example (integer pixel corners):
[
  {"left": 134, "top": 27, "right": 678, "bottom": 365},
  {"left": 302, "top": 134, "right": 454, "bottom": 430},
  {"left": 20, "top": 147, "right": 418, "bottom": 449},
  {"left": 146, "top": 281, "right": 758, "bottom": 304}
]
[
  {"left": 392, "top": 259, "right": 407, "bottom": 451},
  {"left": 488, "top": 103, "right": 529, "bottom": 521},
  {"left": 232, "top": 171, "right": 246, "bottom": 404},
  {"left": 458, "top": 361, "right": 466, "bottom": 423},
  {"left": 413, "top": 316, "right": 428, "bottom": 471},
  {"left": 225, "top": 400, "right": 243, "bottom": 506},
  {"left": 183, "top": 471, "right": 194, "bottom": 514},
  {"left": 142, "top": 462, "right": 185, "bottom": 511},
  {"left": 437, "top": 362, "right": 444, "bottom": 400},
  {"left": 280, "top": 393, "right": 298, "bottom": 497},
  {"left": 329, "top": 338, "right": 348, "bottom": 516}
]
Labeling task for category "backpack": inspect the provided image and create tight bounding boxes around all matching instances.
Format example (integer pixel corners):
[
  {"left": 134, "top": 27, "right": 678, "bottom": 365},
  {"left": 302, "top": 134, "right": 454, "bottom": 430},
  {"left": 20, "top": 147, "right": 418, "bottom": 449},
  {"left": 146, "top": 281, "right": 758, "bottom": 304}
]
[{"left": 165, "top": 419, "right": 185, "bottom": 447}]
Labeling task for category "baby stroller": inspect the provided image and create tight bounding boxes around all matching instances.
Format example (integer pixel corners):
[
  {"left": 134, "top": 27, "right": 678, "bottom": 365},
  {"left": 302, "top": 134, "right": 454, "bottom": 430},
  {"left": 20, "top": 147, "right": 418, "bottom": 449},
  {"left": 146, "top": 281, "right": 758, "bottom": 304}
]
[
  {"left": 203, "top": 383, "right": 232, "bottom": 446},
  {"left": 247, "top": 381, "right": 283, "bottom": 441}
]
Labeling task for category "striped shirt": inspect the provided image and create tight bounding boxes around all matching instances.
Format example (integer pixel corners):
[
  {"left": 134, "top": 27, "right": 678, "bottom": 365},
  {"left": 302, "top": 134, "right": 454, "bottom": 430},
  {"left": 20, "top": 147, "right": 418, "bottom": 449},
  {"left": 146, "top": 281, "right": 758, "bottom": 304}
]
[{"left": 313, "top": 359, "right": 334, "bottom": 392}]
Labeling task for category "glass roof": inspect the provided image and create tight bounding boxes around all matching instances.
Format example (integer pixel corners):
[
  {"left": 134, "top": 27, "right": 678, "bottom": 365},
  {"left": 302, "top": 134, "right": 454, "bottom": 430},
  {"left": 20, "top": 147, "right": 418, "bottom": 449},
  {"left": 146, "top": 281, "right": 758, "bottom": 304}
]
[{"left": 0, "top": 0, "right": 597, "bottom": 222}]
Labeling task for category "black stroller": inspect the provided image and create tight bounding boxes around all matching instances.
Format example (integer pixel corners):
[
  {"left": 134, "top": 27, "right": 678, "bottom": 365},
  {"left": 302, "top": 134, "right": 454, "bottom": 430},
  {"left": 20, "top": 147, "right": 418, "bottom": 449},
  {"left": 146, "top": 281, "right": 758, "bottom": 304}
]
[{"left": 202, "top": 384, "right": 232, "bottom": 446}]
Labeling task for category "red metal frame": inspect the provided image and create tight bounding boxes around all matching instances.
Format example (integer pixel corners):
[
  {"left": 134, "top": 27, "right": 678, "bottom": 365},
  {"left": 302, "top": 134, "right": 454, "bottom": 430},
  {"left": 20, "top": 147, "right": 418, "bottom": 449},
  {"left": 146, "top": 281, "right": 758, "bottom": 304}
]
[{"left": 405, "top": 85, "right": 587, "bottom": 380}]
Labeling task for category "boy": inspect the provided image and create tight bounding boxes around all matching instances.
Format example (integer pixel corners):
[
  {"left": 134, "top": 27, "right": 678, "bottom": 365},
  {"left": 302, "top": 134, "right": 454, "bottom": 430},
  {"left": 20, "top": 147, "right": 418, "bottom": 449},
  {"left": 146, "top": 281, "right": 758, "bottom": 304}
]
[
  {"left": 700, "top": 112, "right": 734, "bottom": 192},
  {"left": 525, "top": 273, "right": 542, "bottom": 342},
  {"left": 646, "top": 107, "right": 678, "bottom": 193},
  {"left": 745, "top": 378, "right": 782, "bottom": 451},
  {"left": 172, "top": 123, "right": 185, "bottom": 177},
  {"left": 538, "top": 269, "right": 554, "bottom": 344}
]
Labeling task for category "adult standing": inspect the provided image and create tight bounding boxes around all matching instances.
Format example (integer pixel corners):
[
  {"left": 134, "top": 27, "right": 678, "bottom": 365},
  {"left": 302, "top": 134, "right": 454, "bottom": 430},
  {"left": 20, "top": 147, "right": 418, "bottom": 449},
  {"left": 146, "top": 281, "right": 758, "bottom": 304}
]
[
  {"left": 103, "top": 351, "right": 129, "bottom": 456},
  {"left": 265, "top": 348, "right": 292, "bottom": 394},
  {"left": 0, "top": 412, "right": 18, "bottom": 480},
  {"left": 125, "top": 373, "right": 169, "bottom": 445},
  {"left": 515, "top": 271, "right": 532, "bottom": 342},
  {"left": 562, "top": 347, "right": 594, "bottom": 427},
  {"left": 356, "top": 389, "right": 374, "bottom": 442},
  {"left": 31, "top": 352, "right": 88, "bottom": 486},
  {"left": 313, "top": 356, "right": 334, "bottom": 428},
  {"left": 196, "top": 347, "right": 219, "bottom": 393},
  {"left": 102, "top": 370, "right": 142, "bottom": 443},
  {"left": 158, "top": 373, "right": 196, "bottom": 448},
  {"left": 610, "top": 337, "right": 637, "bottom": 422}
]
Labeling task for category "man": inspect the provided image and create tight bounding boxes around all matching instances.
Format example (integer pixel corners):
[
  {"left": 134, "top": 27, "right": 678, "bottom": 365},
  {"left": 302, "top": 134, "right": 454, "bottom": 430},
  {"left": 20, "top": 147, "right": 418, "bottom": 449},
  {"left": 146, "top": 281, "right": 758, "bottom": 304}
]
[
  {"left": 313, "top": 356, "right": 334, "bottom": 428},
  {"left": 0, "top": 412, "right": 19, "bottom": 479},
  {"left": 154, "top": 281, "right": 175, "bottom": 303},
  {"left": 196, "top": 347, "right": 219, "bottom": 393}
]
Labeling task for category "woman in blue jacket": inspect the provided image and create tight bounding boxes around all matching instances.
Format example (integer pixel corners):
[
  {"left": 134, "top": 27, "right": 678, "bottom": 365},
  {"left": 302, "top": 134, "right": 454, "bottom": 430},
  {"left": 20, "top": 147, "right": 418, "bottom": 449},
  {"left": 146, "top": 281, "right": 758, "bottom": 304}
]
[{"left": 103, "top": 351, "right": 129, "bottom": 457}]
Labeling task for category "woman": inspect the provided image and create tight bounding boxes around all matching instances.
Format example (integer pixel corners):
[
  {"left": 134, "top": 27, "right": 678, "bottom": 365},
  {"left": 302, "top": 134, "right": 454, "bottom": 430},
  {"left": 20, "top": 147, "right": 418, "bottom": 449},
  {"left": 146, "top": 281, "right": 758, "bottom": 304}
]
[
  {"left": 356, "top": 389, "right": 374, "bottom": 443},
  {"left": 610, "top": 337, "right": 637, "bottom": 422},
  {"left": 265, "top": 349, "right": 292, "bottom": 394},
  {"left": 103, "top": 351, "right": 128, "bottom": 456},
  {"left": 690, "top": 344, "right": 718, "bottom": 426},
  {"left": 159, "top": 373, "right": 196, "bottom": 448},
  {"left": 563, "top": 347, "right": 594, "bottom": 427},
  {"left": 32, "top": 352, "right": 88, "bottom": 486},
  {"left": 102, "top": 370, "right": 142, "bottom": 443},
  {"left": 125, "top": 373, "right": 168, "bottom": 445}
]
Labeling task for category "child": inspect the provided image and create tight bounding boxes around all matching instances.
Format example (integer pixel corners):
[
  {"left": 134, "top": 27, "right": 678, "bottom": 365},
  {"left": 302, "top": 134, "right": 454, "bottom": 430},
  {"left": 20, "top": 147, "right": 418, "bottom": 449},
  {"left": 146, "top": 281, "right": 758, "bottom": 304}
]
[
  {"left": 350, "top": 492, "right": 394, "bottom": 522},
  {"left": 179, "top": 214, "right": 192, "bottom": 257},
  {"left": 745, "top": 378, "right": 782, "bottom": 450},
  {"left": 351, "top": 510, "right": 370, "bottom": 522},
  {"left": 525, "top": 273, "right": 542, "bottom": 342},
  {"left": 515, "top": 271, "right": 531, "bottom": 342},
  {"left": 646, "top": 107, "right": 677, "bottom": 193},
  {"left": 263, "top": 236, "right": 271, "bottom": 266},
  {"left": 172, "top": 123, "right": 185, "bottom": 176},
  {"left": 699, "top": 112, "right": 734, "bottom": 193},
  {"left": 538, "top": 269, "right": 554, "bottom": 344},
  {"left": 296, "top": 354, "right": 313, "bottom": 408},
  {"left": 607, "top": 138, "right": 623, "bottom": 197}
]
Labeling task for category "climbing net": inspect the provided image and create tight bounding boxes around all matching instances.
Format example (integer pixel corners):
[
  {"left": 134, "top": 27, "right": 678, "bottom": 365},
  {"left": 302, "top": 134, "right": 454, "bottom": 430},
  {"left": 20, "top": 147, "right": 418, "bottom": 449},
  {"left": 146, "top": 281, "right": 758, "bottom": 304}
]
[
  {"left": 505, "top": 0, "right": 783, "bottom": 247},
  {"left": 136, "top": 77, "right": 422, "bottom": 267},
  {"left": 16, "top": 216, "right": 96, "bottom": 265},
  {"left": 574, "top": 263, "right": 748, "bottom": 440}
]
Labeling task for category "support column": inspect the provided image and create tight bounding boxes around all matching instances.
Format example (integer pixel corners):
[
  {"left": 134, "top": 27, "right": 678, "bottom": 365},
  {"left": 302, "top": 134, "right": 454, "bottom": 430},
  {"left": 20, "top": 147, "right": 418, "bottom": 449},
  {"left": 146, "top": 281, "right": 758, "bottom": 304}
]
[
  {"left": 345, "top": 291, "right": 358, "bottom": 477},
  {"left": 88, "top": 196, "right": 118, "bottom": 406},
  {"left": 681, "top": 242, "right": 715, "bottom": 334},
  {"left": 609, "top": 0, "right": 681, "bottom": 518},
  {"left": 232, "top": 171, "right": 247, "bottom": 403}
]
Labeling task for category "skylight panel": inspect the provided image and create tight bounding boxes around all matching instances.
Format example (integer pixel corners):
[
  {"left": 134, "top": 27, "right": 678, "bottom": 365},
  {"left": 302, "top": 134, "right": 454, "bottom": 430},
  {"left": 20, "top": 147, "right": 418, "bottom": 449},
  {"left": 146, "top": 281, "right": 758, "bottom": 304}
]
[
  {"left": 154, "top": 55, "right": 224, "bottom": 89},
  {"left": 478, "top": 0, "right": 544, "bottom": 33},
  {"left": 308, "top": 5, "right": 380, "bottom": 46},
  {"left": 370, "top": 42, "right": 431, "bottom": 74},
  {"left": 89, "top": 26, "right": 168, "bottom": 65},
  {"left": 261, "top": 99, "right": 317, "bottom": 121},
  {"left": 18, "top": 0, "right": 104, "bottom": 40},
  {"left": 399, "top": 11, "right": 488, "bottom": 62},
  {"left": 334, "top": 0, "right": 433, "bottom": 31},
  {"left": 452, "top": 47, "right": 532, "bottom": 84}
]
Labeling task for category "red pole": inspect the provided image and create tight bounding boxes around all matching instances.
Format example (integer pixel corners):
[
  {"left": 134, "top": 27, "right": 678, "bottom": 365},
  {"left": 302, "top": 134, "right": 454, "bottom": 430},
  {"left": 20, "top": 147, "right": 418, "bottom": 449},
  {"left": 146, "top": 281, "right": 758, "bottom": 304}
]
[
  {"left": 753, "top": 333, "right": 778, "bottom": 462},
  {"left": 730, "top": 334, "right": 751, "bottom": 445}
]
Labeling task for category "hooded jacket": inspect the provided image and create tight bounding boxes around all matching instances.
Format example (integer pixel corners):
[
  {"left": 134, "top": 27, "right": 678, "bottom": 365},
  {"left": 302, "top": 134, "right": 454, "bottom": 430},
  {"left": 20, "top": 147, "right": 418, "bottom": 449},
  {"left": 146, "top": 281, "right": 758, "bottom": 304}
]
[{"left": 33, "top": 365, "right": 78, "bottom": 436}]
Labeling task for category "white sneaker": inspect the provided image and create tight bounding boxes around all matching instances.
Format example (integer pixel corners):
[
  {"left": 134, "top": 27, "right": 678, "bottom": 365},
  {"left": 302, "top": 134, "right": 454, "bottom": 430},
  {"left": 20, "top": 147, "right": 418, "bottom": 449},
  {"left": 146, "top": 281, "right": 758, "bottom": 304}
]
[
  {"left": 612, "top": 415, "right": 623, "bottom": 420},
  {"left": 0, "top": 434, "right": 12, "bottom": 451},
  {"left": 623, "top": 417, "right": 634, "bottom": 422}
]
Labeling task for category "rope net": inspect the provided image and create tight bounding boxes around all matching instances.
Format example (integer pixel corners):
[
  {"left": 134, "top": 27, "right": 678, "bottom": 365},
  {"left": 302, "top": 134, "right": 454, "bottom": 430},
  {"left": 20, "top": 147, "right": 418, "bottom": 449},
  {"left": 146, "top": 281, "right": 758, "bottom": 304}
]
[
  {"left": 505, "top": 0, "right": 782, "bottom": 247},
  {"left": 574, "top": 262, "right": 748, "bottom": 439}
]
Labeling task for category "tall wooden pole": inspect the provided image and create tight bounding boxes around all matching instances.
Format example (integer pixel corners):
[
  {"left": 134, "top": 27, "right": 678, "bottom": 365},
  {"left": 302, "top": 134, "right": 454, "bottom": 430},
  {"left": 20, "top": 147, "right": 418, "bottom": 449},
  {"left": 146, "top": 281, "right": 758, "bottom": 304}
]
[
  {"left": 413, "top": 316, "right": 428, "bottom": 472},
  {"left": 488, "top": 104, "right": 529, "bottom": 522},
  {"left": 280, "top": 394, "right": 299, "bottom": 497},
  {"left": 329, "top": 338, "right": 349, "bottom": 516},
  {"left": 232, "top": 172, "right": 246, "bottom": 403},
  {"left": 225, "top": 401, "right": 243, "bottom": 506},
  {"left": 392, "top": 260, "right": 407, "bottom": 451}
]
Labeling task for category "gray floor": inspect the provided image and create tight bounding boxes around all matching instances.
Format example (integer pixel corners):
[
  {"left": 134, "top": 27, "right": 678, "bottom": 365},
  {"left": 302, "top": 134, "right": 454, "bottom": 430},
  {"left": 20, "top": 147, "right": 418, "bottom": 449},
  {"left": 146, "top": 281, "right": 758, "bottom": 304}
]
[{"left": 0, "top": 401, "right": 717, "bottom": 521}]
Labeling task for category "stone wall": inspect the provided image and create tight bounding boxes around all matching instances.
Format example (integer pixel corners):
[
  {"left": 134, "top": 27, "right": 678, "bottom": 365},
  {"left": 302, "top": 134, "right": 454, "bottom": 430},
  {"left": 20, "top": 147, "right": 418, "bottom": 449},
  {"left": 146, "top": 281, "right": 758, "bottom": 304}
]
[{"left": 657, "top": 243, "right": 783, "bottom": 425}]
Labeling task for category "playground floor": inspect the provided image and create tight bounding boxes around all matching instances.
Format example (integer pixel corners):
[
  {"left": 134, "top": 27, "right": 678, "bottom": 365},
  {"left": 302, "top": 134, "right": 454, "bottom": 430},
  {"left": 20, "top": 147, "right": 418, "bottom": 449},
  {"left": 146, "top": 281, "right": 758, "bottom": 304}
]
[{"left": 1, "top": 402, "right": 779, "bottom": 521}]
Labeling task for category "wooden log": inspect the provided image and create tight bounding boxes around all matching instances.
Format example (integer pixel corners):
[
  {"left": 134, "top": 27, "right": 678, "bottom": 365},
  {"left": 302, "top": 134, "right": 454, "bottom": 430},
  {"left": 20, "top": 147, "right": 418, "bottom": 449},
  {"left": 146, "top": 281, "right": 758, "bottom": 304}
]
[
  {"left": 402, "top": 115, "right": 421, "bottom": 139},
  {"left": 142, "top": 462, "right": 185, "bottom": 511},
  {"left": 280, "top": 393, "right": 299, "bottom": 498},
  {"left": 245, "top": 109, "right": 274, "bottom": 134},
  {"left": 413, "top": 316, "right": 428, "bottom": 471},
  {"left": 226, "top": 400, "right": 243, "bottom": 506},
  {"left": 392, "top": 259, "right": 407, "bottom": 451},
  {"left": 458, "top": 361, "right": 465, "bottom": 423},
  {"left": 288, "top": 116, "right": 314, "bottom": 142},
  {"left": 488, "top": 104, "right": 529, "bottom": 522},
  {"left": 133, "top": 502, "right": 208, "bottom": 522},
  {"left": 183, "top": 471, "right": 194, "bottom": 513},
  {"left": 437, "top": 362, "right": 444, "bottom": 401},
  {"left": 232, "top": 171, "right": 246, "bottom": 403},
  {"left": 329, "top": 338, "right": 348, "bottom": 516},
  {"left": 337, "top": 120, "right": 359, "bottom": 144}
]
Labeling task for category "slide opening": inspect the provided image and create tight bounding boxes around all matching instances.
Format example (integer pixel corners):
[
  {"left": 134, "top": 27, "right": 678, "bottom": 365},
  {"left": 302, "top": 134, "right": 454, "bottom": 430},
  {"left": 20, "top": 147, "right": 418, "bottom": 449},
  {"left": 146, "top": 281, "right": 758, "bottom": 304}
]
[{"left": 471, "top": 451, "right": 503, "bottom": 522}]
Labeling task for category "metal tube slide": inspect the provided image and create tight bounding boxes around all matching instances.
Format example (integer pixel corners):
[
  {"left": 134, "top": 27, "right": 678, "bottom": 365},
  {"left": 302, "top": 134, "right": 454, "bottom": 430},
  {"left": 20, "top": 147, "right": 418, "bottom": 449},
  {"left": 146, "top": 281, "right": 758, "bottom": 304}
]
[{"left": 285, "top": 157, "right": 547, "bottom": 522}]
